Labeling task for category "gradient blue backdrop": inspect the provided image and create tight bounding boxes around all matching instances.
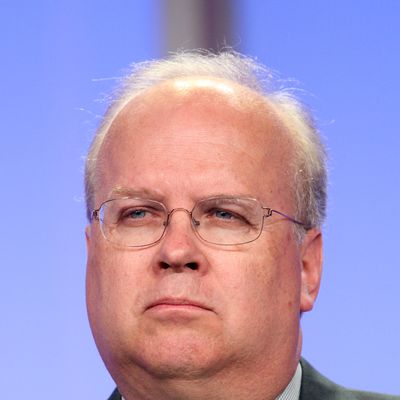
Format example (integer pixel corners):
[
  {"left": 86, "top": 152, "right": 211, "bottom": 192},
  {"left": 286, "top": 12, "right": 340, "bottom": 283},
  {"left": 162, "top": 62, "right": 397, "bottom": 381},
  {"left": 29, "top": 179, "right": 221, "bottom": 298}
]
[{"left": 1, "top": 1, "right": 399, "bottom": 398}]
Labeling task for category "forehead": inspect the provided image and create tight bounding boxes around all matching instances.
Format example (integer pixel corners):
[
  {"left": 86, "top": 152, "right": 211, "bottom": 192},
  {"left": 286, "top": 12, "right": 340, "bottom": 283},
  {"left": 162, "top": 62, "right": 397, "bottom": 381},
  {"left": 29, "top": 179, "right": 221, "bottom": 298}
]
[{"left": 96, "top": 77, "right": 295, "bottom": 204}]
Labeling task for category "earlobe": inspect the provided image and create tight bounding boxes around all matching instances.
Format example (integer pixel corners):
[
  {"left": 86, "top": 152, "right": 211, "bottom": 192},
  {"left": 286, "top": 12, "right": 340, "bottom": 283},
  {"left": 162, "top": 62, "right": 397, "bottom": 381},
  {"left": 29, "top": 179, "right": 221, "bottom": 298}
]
[{"left": 299, "top": 228, "right": 323, "bottom": 313}]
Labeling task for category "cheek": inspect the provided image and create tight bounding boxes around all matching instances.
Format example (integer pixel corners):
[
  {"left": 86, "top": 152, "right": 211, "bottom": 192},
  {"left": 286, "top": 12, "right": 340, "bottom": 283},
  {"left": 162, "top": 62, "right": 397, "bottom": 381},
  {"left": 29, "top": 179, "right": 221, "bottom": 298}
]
[
  {"left": 215, "top": 239, "right": 301, "bottom": 333},
  {"left": 86, "top": 244, "right": 159, "bottom": 369},
  {"left": 86, "top": 239, "right": 151, "bottom": 333}
]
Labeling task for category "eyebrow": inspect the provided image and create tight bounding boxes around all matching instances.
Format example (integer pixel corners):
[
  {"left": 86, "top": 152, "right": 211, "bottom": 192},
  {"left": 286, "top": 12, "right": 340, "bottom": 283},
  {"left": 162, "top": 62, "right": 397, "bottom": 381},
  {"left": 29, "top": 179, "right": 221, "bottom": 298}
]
[
  {"left": 108, "top": 186, "right": 164, "bottom": 201},
  {"left": 107, "top": 187, "right": 261, "bottom": 204}
]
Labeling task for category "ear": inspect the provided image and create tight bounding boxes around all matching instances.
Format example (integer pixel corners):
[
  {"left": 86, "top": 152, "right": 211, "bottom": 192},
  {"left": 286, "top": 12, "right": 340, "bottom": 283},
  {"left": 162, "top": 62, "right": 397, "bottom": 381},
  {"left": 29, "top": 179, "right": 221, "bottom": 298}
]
[
  {"left": 299, "top": 228, "right": 323, "bottom": 313},
  {"left": 85, "top": 225, "right": 92, "bottom": 250}
]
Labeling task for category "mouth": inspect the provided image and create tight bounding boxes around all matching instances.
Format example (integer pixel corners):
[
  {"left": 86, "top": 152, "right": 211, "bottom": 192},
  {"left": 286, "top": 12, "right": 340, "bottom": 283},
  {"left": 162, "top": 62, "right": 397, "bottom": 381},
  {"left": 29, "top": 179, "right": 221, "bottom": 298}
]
[{"left": 146, "top": 297, "right": 213, "bottom": 312}]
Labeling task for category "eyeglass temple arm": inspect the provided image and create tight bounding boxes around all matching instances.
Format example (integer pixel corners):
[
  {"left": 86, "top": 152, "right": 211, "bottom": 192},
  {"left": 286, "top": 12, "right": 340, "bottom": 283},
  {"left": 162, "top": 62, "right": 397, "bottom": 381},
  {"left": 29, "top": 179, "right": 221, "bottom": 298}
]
[{"left": 263, "top": 208, "right": 311, "bottom": 230}]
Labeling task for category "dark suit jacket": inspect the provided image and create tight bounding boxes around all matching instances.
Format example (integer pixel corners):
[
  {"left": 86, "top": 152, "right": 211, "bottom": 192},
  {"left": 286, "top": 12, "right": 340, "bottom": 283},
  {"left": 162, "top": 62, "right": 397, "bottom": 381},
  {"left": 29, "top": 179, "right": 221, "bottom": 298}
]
[
  {"left": 107, "top": 358, "right": 399, "bottom": 399},
  {"left": 299, "top": 359, "right": 399, "bottom": 399}
]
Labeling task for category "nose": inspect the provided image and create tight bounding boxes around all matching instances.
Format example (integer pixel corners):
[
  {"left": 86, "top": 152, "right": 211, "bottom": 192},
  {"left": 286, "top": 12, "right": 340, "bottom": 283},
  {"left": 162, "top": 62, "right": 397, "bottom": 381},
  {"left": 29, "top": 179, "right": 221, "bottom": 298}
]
[
  {"left": 165, "top": 207, "right": 196, "bottom": 226},
  {"left": 153, "top": 208, "right": 207, "bottom": 274}
]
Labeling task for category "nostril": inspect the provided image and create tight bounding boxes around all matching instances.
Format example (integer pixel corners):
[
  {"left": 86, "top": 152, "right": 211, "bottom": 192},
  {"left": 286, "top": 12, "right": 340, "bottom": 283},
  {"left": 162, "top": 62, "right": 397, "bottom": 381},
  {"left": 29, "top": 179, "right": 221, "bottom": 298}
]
[
  {"left": 160, "top": 261, "right": 169, "bottom": 269},
  {"left": 186, "top": 262, "right": 198, "bottom": 270},
  {"left": 158, "top": 261, "right": 199, "bottom": 271}
]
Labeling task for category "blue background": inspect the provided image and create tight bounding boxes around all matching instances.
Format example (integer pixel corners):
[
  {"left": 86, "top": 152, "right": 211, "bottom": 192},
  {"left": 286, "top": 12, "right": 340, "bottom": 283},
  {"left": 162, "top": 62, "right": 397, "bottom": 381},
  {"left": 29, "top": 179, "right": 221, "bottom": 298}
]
[{"left": 1, "top": 1, "right": 399, "bottom": 398}]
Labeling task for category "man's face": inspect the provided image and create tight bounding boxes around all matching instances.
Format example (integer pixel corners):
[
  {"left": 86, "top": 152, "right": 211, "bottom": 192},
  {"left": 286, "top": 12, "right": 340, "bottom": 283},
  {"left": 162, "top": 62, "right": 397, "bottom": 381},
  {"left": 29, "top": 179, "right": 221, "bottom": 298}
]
[{"left": 86, "top": 78, "right": 322, "bottom": 388}]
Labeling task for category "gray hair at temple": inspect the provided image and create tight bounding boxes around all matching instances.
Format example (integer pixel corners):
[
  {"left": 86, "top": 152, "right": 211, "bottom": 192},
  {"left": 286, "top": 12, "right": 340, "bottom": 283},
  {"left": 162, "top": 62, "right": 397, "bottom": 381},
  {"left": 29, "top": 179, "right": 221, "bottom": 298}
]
[{"left": 84, "top": 51, "right": 327, "bottom": 233}]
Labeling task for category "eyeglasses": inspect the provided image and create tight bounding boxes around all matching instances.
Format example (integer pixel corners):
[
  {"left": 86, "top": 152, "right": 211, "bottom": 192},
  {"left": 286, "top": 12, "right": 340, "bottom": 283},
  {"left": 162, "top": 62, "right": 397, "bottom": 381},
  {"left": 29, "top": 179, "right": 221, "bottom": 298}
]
[{"left": 91, "top": 196, "right": 307, "bottom": 247}]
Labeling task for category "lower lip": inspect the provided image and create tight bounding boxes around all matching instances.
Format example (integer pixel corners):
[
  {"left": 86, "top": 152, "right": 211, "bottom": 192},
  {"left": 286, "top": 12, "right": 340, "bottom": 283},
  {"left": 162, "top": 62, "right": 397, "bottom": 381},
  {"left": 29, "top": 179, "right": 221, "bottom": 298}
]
[{"left": 146, "top": 303, "right": 211, "bottom": 318}]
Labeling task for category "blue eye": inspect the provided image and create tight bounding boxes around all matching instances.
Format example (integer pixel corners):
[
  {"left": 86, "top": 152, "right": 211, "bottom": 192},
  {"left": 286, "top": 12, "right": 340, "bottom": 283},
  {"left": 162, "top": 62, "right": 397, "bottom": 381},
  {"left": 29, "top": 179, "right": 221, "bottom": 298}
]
[
  {"left": 128, "top": 209, "right": 147, "bottom": 219},
  {"left": 215, "top": 210, "right": 235, "bottom": 220},
  {"left": 204, "top": 207, "right": 252, "bottom": 226}
]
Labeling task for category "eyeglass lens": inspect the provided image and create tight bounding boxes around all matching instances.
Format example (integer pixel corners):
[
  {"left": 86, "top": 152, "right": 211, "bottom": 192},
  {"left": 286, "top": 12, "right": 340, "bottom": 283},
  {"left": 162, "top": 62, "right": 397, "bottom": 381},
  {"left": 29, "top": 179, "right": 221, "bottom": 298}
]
[{"left": 98, "top": 197, "right": 265, "bottom": 247}]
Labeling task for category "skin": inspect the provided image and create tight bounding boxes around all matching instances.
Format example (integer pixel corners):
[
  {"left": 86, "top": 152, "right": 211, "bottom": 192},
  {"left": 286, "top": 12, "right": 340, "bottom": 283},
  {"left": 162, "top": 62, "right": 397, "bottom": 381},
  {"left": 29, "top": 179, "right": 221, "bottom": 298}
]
[{"left": 86, "top": 77, "right": 323, "bottom": 400}]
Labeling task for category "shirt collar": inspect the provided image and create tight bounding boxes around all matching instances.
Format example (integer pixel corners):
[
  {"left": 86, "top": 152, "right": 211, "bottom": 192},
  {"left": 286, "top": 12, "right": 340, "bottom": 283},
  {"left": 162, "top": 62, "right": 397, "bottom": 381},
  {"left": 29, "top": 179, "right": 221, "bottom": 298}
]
[{"left": 276, "top": 362, "right": 302, "bottom": 400}]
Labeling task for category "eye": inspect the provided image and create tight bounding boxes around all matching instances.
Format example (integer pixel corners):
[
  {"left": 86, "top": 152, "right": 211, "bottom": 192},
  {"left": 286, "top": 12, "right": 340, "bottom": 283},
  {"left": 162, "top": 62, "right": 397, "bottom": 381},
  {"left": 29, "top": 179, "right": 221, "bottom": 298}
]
[
  {"left": 207, "top": 208, "right": 250, "bottom": 225},
  {"left": 214, "top": 209, "right": 236, "bottom": 220},
  {"left": 126, "top": 209, "right": 147, "bottom": 219},
  {"left": 103, "top": 198, "right": 166, "bottom": 227},
  {"left": 118, "top": 207, "right": 159, "bottom": 225}
]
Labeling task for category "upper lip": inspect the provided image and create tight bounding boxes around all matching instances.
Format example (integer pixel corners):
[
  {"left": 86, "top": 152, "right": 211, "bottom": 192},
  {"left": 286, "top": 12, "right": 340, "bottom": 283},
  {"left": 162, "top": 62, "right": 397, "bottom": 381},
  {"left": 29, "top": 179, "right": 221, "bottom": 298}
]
[{"left": 146, "top": 297, "right": 213, "bottom": 311}]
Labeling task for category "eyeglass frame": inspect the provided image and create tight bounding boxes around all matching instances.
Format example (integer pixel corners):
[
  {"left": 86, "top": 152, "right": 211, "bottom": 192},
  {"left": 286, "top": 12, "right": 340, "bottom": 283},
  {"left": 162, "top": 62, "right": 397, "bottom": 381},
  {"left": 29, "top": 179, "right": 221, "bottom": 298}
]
[{"left": 91, "top": 196, "right": 310, "bottom": 248}]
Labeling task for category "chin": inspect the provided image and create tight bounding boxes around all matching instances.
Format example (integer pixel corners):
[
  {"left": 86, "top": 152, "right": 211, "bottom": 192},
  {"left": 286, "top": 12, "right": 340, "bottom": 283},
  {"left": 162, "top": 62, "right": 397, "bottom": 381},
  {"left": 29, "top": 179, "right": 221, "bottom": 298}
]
[{"left": 125, "top": 330, "right": 230, "bottom": 380}]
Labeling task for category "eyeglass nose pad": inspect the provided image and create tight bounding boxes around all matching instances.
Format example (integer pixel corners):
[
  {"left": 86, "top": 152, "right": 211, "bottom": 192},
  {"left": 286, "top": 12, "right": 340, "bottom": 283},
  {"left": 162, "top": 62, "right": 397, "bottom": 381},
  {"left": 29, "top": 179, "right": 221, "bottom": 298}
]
[
  {"left": 161, "top": 208, "right": 201, "bottom": 243},
  {"left": 163, "top": 208, "right": 198, "bottom": 227}
]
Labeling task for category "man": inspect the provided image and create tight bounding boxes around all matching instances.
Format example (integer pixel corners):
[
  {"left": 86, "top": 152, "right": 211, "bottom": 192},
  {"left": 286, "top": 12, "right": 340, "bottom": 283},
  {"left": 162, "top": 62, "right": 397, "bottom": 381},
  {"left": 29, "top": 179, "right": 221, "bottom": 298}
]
[{"left": 84, "top": 51, "right": 398, "bottom": 399}]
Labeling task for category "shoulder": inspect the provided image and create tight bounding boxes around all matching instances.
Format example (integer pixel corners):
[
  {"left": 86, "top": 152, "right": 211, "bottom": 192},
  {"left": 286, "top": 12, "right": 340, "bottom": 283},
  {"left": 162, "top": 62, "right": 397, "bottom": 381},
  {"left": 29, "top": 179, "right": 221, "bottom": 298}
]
[
  {"left": 300, "top": 358, "right": 400, "bottom": 400},
  {"left": 107, "top": 388, "right": 122, "bottom": 400}
]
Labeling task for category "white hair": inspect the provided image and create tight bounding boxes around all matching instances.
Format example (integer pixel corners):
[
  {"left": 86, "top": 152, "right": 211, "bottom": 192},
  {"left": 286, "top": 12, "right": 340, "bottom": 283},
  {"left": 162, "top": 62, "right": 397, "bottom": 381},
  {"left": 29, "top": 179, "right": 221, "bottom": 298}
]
[{"left": 85, "top": 50, "right": 327, "bottom": 232}]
